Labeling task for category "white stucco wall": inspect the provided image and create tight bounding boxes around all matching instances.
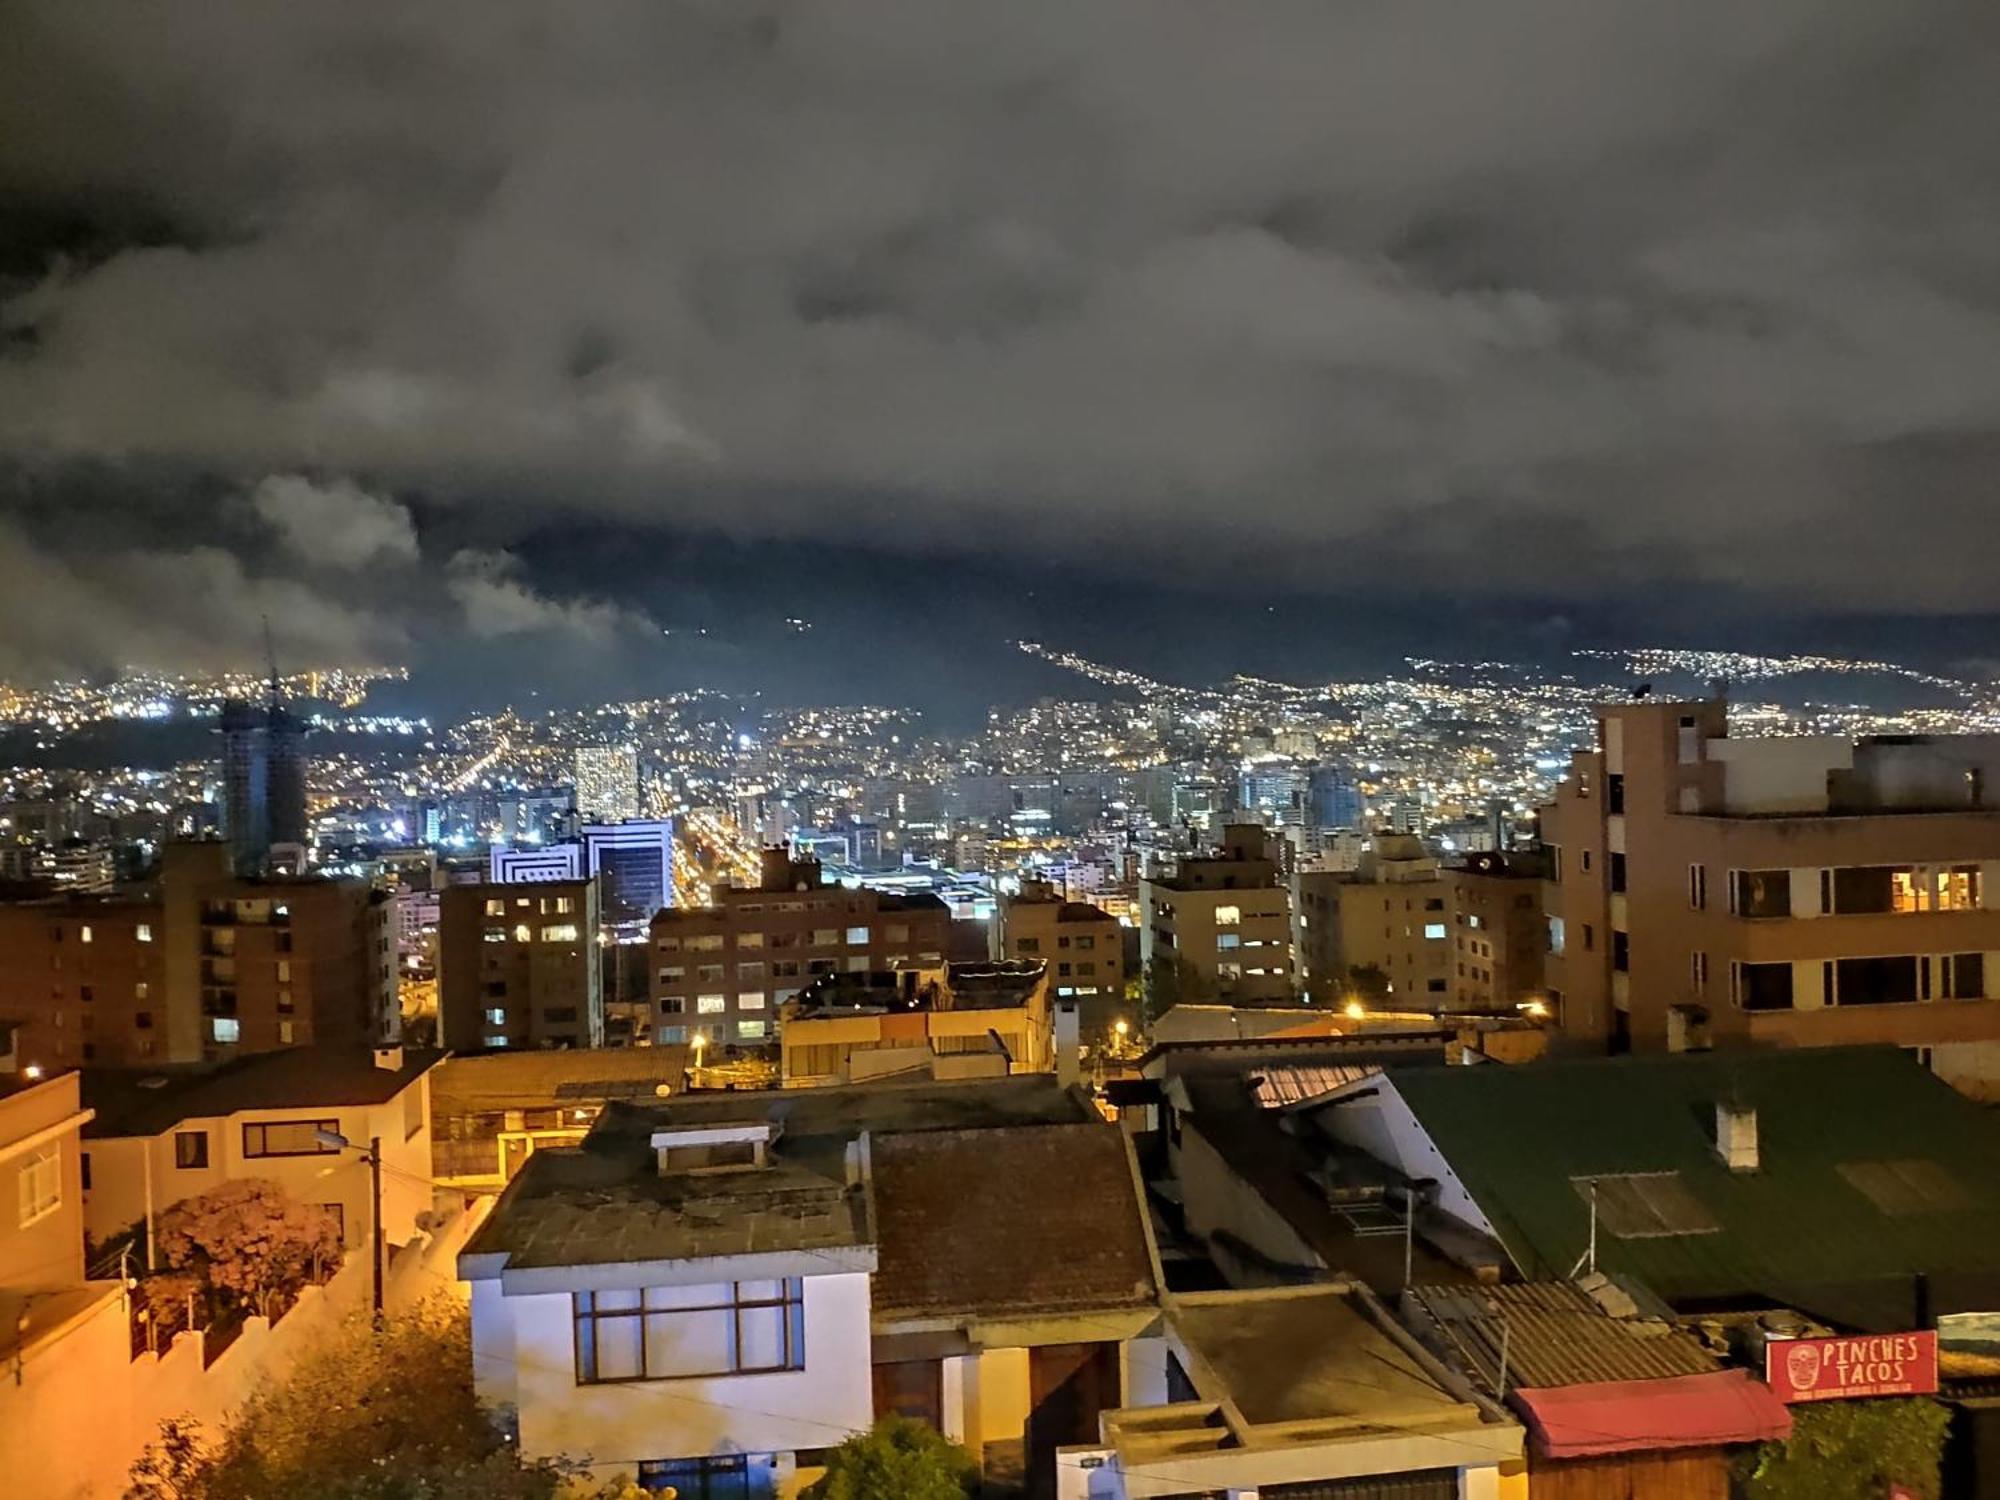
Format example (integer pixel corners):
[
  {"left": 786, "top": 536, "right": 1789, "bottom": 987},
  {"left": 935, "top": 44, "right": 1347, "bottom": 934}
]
[
  {"left": 494, "top": 1270, "right": 875, "bottom": 1473},
  {"left": 1317, "top": 1088, "right": 1497, "bottom": 1240}
]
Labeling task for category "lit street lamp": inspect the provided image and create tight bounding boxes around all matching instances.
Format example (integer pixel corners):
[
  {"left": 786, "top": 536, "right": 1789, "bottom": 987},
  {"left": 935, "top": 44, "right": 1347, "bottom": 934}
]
[{"left": 315, "top": 1129, "right": 385, "bottom": 1323}]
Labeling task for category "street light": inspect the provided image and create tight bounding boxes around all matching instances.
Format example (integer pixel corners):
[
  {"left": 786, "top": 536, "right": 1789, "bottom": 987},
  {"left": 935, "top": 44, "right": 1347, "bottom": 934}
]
[
  {"left": 315, "top": 1129, "right": 385, "bottom": 1324},
  {"left": 1344, "top": 1000, "right": 1367, "bottom": 1022}
]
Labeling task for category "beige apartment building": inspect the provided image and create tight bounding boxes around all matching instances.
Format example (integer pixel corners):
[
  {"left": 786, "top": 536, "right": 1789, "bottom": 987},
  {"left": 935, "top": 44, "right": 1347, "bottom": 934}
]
[
  {"left": 439, "top": 879, "right": 603, "bottom": 1050},
  {"left": 0, "top": 841, "right": 397, "bottom": 1072},
  {"left": 649, "top": 851, "right": 951, "bottom": 1050},
  {"left": 1542, "top": 698, "right": 2000, "bottom": 1097},
  {"left": 995, "top": 879, "right": 1128, "bottom": 1041},
  {"left": 1443, "top": 850, "right": 1549, "bottom": 1012},
  {"left": 1140, "top": 825, "right": 1294, "bottom": 1004},
  {"left": 1292, "top": 834, "right": 1452, "bottom": 1006}
]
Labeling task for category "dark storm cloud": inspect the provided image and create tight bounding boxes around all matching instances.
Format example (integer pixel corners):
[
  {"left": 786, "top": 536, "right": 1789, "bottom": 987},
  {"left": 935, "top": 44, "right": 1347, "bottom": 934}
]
[{"left": 3, "top": 0, "right": 2000, "bottom": 674}]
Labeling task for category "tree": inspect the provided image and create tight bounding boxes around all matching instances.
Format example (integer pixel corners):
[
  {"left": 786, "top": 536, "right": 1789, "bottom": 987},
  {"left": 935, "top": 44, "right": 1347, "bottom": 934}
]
[
  {"left": 126, "top": 1298, "right": 643, "bottom": 1500},
  {"left": 154, "top": 1179, "right": 342, "bottom": 1320},
  {"left": 1143, "top": 951, "right": 1216, "bottom": 1023},
  {"left": 1734, "top": 1398, "right": 1951, "bottom": 1500},
  {"left": 803, "top": 1417, "right": 978, "bottom": 1500}
]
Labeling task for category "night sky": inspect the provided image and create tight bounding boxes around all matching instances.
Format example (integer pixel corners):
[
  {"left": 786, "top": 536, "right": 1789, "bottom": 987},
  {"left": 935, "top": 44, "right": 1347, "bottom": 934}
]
[{"left": 3, "top": 4, "right": 1999, "bottom": 708}]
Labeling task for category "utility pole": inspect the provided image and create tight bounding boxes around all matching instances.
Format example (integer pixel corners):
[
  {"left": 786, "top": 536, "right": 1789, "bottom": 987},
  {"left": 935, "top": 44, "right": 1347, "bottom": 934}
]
[{"left": 368, "top": 1134, "right": 385, "bottom": 1325}]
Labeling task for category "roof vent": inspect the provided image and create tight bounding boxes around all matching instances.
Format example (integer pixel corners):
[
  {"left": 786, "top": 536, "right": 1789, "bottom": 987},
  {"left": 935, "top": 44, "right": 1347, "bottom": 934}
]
[{"left": 1715, "top": 1102, "right": 1759, "bottom": 1173}]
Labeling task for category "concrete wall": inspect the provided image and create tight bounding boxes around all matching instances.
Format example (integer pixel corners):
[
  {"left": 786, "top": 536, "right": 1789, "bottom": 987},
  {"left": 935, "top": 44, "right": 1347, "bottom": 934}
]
[
  {"left": 487, "top": 1270, "right": 875, "bottom": 1477},
  {"left": 1175, "top": 1120, "right": 1323, "bottom": 1279},
  {"left": 1318, "top": 1088, "right": 1497, "bottom": 1243}
]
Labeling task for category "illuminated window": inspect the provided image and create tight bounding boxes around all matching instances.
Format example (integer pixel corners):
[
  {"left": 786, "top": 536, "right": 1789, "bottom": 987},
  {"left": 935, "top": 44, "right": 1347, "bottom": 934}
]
[
  {"left": 211, "top": 1017, "right": 241, "bottom": 1044},
  {"left": 540, "top": 924, "right": 580, "bottom": 943},
  {"left": 1216, "top": 934, "right": 1240, "bottom": 950},
  {"left": 485, "top": 1007, "right": 506, "bottom": 1025},
  {"left": 136, "top": 924, "right": 153, "bottom": 943},
  {"left": 697, "top": 994, "right": 727, "bottom": 1014},
  {"left": 485, "top": 899, "right": 505, "bottom": 917},
  {"left": 845, "top": 926, "right": 870, "bottom": 945},
  {"left": 1215, "top": 906, "right": 1241, "bottom": 926},
  {"left": 736, "top": 932, "right": 764, "bottom": 950},
  {"left": 738, "top": 1020, "right": 768, "bottom": 1039},
  {"left": 513, "top": 925, "right": 532, "bottom": 943},
  {"left": 80, "top": 925, "right": 93, "bottom": 944},
  {"left": 1424, "top": 923, "right": 1448, "bottom": 940},
  {"left": 737, "top": 992, "right": 766, "bottom": 1011}
]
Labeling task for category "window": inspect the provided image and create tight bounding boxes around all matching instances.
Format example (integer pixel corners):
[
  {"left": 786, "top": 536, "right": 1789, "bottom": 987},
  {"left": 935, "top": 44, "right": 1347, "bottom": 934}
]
[
  {"left": 845, "top": 926, "right": 869, "bottom": 945},
  {"left": 80, "top": 925, "right": 93, "bottom": 944},
  {"left": 573, "top": 1281, "right": 804, "bottom": 1383},
  {"left": 484, "top": 926, "right": 509, "bottom": 944},
  {"left": 1548, "top": 917, "right": 1565, "bottom": 956},
  {"left": 543, "top": 1007, "right": 580, "bottom": 1024},
  {"left": 484, "top": 1033, "right": 509, "bottom": 1048},
  {"left": 686, "top": 935, "right": 724, "bottom": 952},
  {"left": 1423, "top": 923, "right": 1447, "bottom": 940},
  {"left": 320, "top": 1203, "right": 347, "bottom": 1243},
  {"left": 660, "top": 996, "right": 686, "bottom": 1014},
  {"left": 1215, "top": 933, "right": 1240, "bottom": 950},
  {"left": 136, "top": 923, "right": 153, "bottom": 943},
  {"left": 658, "top": 966, "right": 686, "bottom": 984},
  {"left": 513, "top": 924, "right": 532, "bottom": 942},
  {"left": 658, "top": 1025, "right": 687, "bottom": 1044},
  {"left": 18, "top": 1143, "right": 61, "bottom": 1227},
  {"left": 1582, "top": 924, "right": 1595, "bottom": 952},
  {"left": 1944, "top": 952, "right": 1986, "bottom": 1000},
  {"left": 737, "top": 992, "right": 765, "bottom": 1011},
  {"left": 485, "top": 899, "right": 505, "bottom": 917},
  {"left": 1574, "top": 1172, "right": 1718, "bottom": 1238},
  {"left": 1736, "top": 962, "right": 1795, "bottom": 1011},
  {"left": 1214, "top": 905, "right": 1241, "bottom": 926},
  {"left": 1691, "top": 951, "right": 1709, "bottom": 993},
  {"left": 553, "top": 896, "right": 574, "bottom": 915},
  {"left": 485, "top": 1006, "right": 507, "bottom": 1025},
  {"left": 540, "top": 924, "right": 580, "bottom": 943},
  {"left": 1016, "top": 937, "right": 1040, "bottom": 953},
  {"left": 737, "top": 963, "right": 764, "bottom": 984},
  {"left": 1835, "top": 955, "right": 1919, "bottom": 1006},
  {"left": 1216, "top": 962, "right": 1242, "bottom": 981},
  {"left": 1606, "top": 774, "right": 1625, "bottom": 815},
  {"left": 1688, "top": 864, "right": 1707, "bottom": 910},
  {"left": 736, "top": 932, "right": 764, "bottom": 950},
  {"left": 697, "top": 995, "right": 727, "bottom": 1014},
  {"left": 1732, "top": 869, "right": 1792, "bottom": 919},
  {"left": 80, "top": 985, "right": 93, "bottom": 1004},
  {"left": 696, "top": 964, "right": 725, "bottom": 984},
  {"left": 657, "top": 936, "right": 681, "bottom": 954},
  {"left": 135, "top": 1011, "right": 152, "bottom": 1030},
  {"left": 1612, "top": 930, "right": 1629, "bottom": 972},
  {"left": 636, "top": 1455, "right": 754, "bottom": 1499},
  {"left": 1074, "top": 934, "right": 1095, "bottom": 950},
  {"left": 811, "top": 928, "right": 839, "bottom": 946},
  {"left": 737, "top": 1020, "right": 767, "bottom": 1039},
  {"left": 1831, "top": 866, "right": 1899, "bottom": 915},
  {"left": 211, "top": 1017, "right": 241, "bottom": 1044},
  {"left": 1609, "top": 852, "right": 1627, "bottom": 894},
  {"left": 242, "top": 1119, "right": 341, "bottom": 1158},
  {"left": 174, "top": 1131, "right": 210, "bottom": 1169}
]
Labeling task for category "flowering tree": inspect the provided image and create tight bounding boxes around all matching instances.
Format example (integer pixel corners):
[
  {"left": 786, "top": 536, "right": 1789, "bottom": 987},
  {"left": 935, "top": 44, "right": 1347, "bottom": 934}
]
[{"left": 154, "top": 1179, "right": 342, "bottom": 1320}]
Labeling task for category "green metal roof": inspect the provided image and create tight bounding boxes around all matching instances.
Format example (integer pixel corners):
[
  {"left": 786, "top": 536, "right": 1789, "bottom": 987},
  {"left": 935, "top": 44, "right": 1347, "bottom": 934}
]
[{"left": 1382, "top": 1048, "right": 2000, "bottom": 1325}]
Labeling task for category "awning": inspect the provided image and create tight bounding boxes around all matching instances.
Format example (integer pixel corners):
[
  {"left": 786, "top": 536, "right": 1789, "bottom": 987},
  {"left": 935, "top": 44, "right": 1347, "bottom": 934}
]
[{"left": 1513, "top": 1369, "right": 1793, "bottom": 1459}]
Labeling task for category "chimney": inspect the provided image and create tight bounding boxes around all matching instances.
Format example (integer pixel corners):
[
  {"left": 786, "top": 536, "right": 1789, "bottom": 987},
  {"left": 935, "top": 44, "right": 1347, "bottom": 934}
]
[
  {"left": 1715, "top": 1102, "right": 1759, "bottom": 1172},
  {"left": 1054, "top": 1000, "right": 1082, "bottom": 1088},
  {"left": 373, "top": 1044, "right": 405, "bottom": 1073}
]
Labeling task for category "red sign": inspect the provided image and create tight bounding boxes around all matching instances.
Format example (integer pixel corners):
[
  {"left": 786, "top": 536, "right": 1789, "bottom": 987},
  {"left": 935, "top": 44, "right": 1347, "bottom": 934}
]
[{"left": 1766, "top": 1332, "right": 1938, "bottom": 1403}]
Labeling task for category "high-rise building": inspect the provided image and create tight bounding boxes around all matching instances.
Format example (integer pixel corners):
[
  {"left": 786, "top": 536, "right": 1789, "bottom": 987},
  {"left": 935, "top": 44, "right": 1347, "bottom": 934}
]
[
  {"left": 1310, "top": 764, "right": 1364, "bottom": 831},
  {"left": 573, "top": 746, "right": 640, "bottom": 823},
  {"left": 1541, "top": 697, "right": 2000, "bottom": 1098},
  {"left": 439, "top": 879, "right": 603, "bottom": 1050},
  {"left": 1139, "top": 824, "right": 1294, "bottom": 1005},
  {"left": 217, "top": 686, "right": 311, "bottom": 875},
  {"left": 1441, "top": 850, "right": 1548, "bottom": 1013},
  {"left": 488, "top": 818, "right": 675, "bottom": 933}
]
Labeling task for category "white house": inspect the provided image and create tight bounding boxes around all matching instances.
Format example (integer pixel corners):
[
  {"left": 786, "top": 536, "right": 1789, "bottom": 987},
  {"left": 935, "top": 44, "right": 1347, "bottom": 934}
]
[
  {"left": 461, "top": 1074, "right": 1162, "bottom": 1498},
  {"left": 80, "top": 1047, "right": 441, "bottom": 1257}
]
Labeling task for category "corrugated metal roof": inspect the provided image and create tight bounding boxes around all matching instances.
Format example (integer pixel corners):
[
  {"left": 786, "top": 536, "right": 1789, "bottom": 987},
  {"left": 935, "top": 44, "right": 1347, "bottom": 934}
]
[
  {"left": 1251, "top": 1063, "right": 1382, "bottom": 1107},
  {"left": 1405, "top": 1281, "right": 1718, "bottom": 1393}
]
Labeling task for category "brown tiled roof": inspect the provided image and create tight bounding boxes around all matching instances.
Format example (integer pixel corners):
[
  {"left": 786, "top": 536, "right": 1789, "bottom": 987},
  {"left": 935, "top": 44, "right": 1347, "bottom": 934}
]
[{"left": 870, "top": 1122, "right": 1157, "bottom": 1321}]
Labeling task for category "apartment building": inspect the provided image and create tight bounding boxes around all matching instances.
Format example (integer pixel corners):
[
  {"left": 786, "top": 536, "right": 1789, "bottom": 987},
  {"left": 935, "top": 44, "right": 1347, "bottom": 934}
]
[
  {"left": 778, "top": 960, "right": 1053, "bottom": 1085},
  {"left": 647, "top": 851, "right": 950, "bottom": 1050},
  {"left": 1442, "top": 850, "right": 1549, "bottom": 1012},
  {"left": 1542, "top": 698, "right": 2000, "bottom": 1095},
  {"left": 1139, "top": 824, "right": 1294, "bottom": 1004},
  {"left": 0, "top": 841, "right": 397, "bottom": 1073},
  {"left": 438, "top": 879, "right": 603, "bottom": 1050},
  {"left": 1292, "top": 835, "right": 1451, "bottom": 1006},
  {"left": 995, "top": 879, "right": 1127, "bottom": 1040}
]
